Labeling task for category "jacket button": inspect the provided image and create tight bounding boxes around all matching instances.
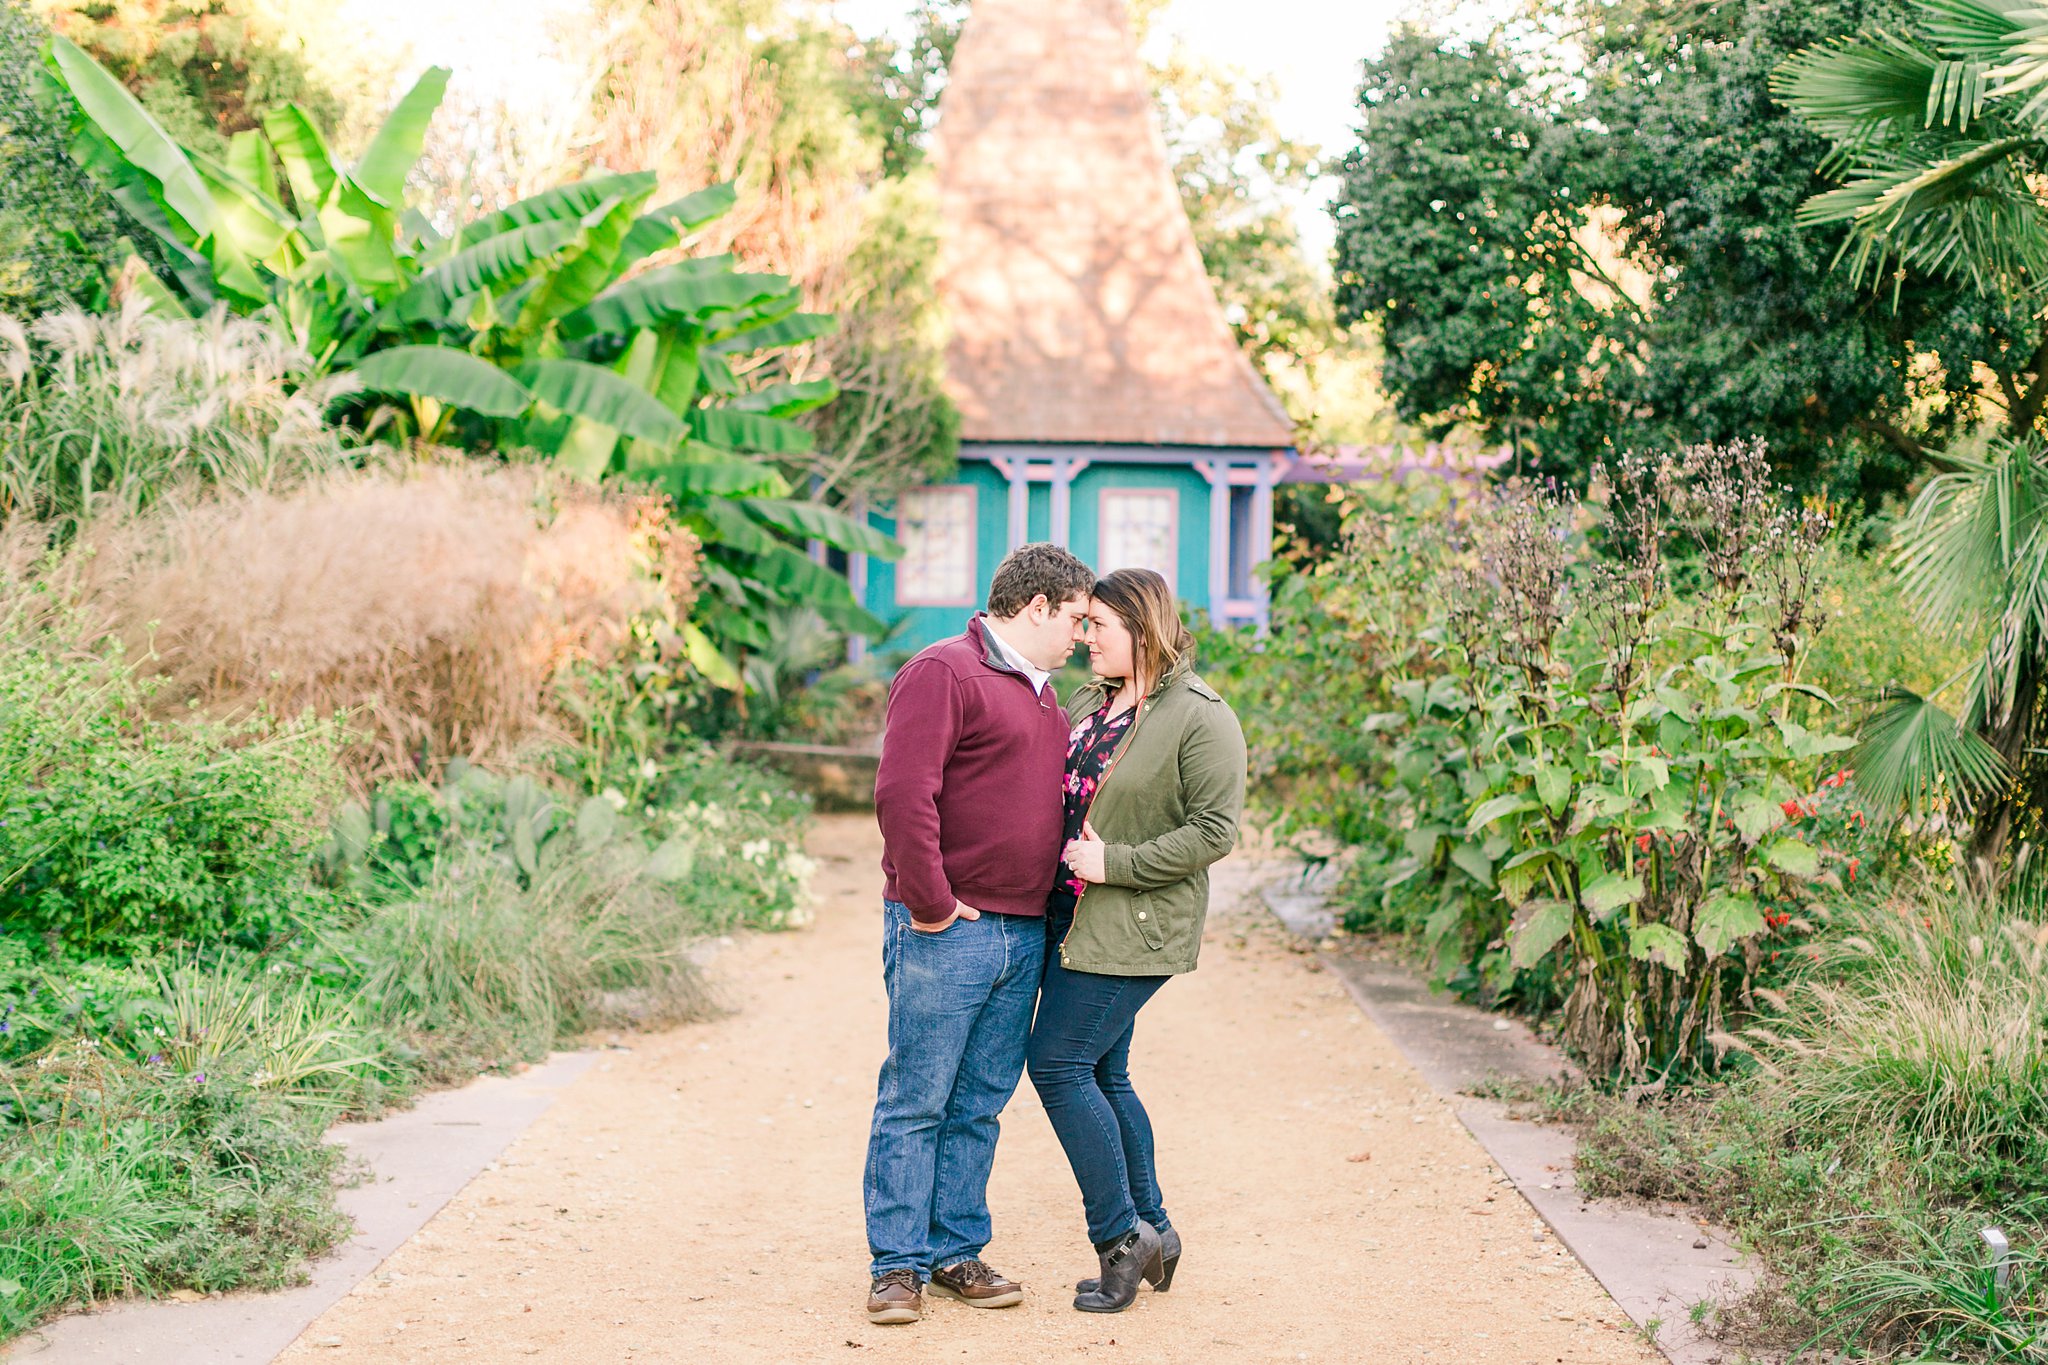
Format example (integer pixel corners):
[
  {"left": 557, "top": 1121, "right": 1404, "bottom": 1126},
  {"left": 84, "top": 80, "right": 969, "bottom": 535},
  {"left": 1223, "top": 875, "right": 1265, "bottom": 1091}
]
[{"left": 1137, "top": 912, "right": 1148, "bottom": 920}]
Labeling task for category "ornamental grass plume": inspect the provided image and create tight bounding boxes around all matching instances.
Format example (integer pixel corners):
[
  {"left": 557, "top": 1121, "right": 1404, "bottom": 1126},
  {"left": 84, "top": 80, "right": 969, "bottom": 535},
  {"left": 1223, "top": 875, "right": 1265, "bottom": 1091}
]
[
  {"left": 1739, "top": 891, "right": 2048, "bottom": 1177},
  {"left": 54, "top": 461, "right": 698, "bottom": 784},
  {"left": 0, "top": 301, "right": 355, "bottom": 527}
]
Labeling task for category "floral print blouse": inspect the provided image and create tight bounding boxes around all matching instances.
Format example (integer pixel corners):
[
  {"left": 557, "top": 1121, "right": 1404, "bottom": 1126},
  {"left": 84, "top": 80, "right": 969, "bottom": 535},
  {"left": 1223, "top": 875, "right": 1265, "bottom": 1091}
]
[{"left": 1049, "top": 701, "right": 1137, "bottom": 916}]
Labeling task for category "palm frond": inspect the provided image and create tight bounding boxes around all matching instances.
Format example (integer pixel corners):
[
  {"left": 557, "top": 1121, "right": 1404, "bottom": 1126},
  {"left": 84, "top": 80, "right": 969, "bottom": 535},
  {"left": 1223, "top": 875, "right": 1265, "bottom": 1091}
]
[
  {"left": 1982, "top": 13, "right": 2048, "bottom": 119},
  {"left": 1851, "top": 686, "right": 2007, "bottom": 822},
  {"left": 1773, "top": 33, "right": 1942, "bottom": 138},
  {"left": 1921, "top": 0, "right": 2036, "bottom": 60},
  {"left": 1890, "top": 430, "right": 2038, "bottom": 633},
  {"left": 1800, "top": 133, "right": 2048, "bottom": 293}
]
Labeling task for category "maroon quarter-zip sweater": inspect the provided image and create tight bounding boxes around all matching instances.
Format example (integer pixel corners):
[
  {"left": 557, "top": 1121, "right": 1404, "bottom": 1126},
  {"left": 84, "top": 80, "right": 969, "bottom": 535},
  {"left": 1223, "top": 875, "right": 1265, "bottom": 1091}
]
[{"left": 875, "top": 615, "right": 1070, "bottom": 925}]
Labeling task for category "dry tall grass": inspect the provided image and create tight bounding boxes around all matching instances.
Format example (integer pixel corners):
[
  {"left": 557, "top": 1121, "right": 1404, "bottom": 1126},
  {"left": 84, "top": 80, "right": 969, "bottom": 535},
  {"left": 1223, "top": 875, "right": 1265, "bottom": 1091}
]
[{"left": 50, "top": 462, "right": 697, "bottom": 783}]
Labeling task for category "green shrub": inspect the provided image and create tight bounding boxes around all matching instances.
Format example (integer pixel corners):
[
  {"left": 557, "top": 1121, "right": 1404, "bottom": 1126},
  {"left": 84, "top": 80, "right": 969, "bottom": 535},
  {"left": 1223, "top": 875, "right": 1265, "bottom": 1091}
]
[
  {"left": 0, "top": 634, "right": 342, "bottom": 955},
  {"left": 1559, "top": 885, "right": 2048, "bottom": 1360},
  {"left": 0, "top": 1049, "right": 349, "bottom": 1336},
  {"left": 348, "top": 842, "right": 722, "bottom": 1081},
  {"left": 0, "top": 1, "right": 149, "bottom": 317},
  {"left": 1214, "top": 445, "right": 1880, "bottom": 1079}
]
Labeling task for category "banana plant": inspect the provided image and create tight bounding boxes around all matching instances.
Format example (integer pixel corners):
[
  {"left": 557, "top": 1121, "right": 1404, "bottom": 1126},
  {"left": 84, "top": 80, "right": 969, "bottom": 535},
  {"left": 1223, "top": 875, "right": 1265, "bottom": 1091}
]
[{"left": 40, "top": 36, "right": 897, "bottom": 662}]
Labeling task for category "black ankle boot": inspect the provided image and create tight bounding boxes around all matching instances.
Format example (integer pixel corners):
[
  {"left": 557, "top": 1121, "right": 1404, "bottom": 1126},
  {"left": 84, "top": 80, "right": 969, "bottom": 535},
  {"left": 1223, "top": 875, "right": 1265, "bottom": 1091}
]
[
  {"left": 1076, "top": 1224, "right": 1180, "bottom": 1295},
  {"left": 1072, "top": 1220, "right": 1162, "bottom": 1313}
]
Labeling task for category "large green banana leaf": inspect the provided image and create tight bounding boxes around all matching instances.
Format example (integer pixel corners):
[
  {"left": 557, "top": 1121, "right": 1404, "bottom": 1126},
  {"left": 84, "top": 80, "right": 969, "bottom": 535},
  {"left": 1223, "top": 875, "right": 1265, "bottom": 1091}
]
[
  {"left": 742, "top": 497, "right": 902, "bottom": 559},
  {"left": 390, "top": 219, "right": 584, "bottom": 324},
  {"left": 710, "top": 311, "right": 836, "bottom": 355},
  {"left": 514, "top": 195, "right": 645, "bottom": 333},
  {"left": 619, "top": 184, "right": 740, "bottom": 264},
  {"left": 457, "top": 173, "right": 658, "bottom": 248},
  {"left": 261, "top": 104, "right": 340, "bottom": 210},
  {"left": 44, "top": 36, "right": 215, "bottom": 241},
  {"left": 353, "top": 68, "right": 450, "bottom": 209},
  {"left": 741, "top": 543, "right": 886, "bottom": 635},
  {"left": 696, "top": 408, "right": 816, "bottom": 454},
  {"left": 731, "top": 380, "right": 839, "bottom": 418},
  {"left": 351, "top": 346, "right": 532, "bottom": 417},
  {"left": 644, "top": 458, "right": 786, "bottom": 498},
  {"left": 562, "top": 267, "right": 790, "bottom": 339},
  {"left": 512, "top": 359, "right": 686, "bottom": 447}
]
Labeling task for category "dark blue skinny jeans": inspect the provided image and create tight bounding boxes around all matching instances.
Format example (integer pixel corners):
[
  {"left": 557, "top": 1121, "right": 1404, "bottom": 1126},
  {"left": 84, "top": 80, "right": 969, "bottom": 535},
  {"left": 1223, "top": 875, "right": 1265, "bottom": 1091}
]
[{"left": 1026, "top": 906, "right": 1172, "bottom": 1245}]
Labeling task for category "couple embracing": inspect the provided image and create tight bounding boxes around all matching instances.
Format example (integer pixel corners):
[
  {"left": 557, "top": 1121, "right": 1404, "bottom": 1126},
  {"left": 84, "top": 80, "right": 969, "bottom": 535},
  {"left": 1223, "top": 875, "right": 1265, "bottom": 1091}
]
[{"left": 863, "top": 543, "right": 1247, "bottom": 1325}]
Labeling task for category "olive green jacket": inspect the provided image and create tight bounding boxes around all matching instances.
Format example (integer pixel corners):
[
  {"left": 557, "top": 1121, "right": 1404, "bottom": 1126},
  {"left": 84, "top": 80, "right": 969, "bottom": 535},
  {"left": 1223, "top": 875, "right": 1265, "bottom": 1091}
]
[{"left": 1056, "top": 660, "right": 1248, "bottom": 977}]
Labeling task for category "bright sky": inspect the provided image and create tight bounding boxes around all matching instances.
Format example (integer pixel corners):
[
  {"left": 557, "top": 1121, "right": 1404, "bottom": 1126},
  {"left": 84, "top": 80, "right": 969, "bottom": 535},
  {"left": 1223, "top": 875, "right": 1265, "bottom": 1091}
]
[{"left": 336, "top": 0, "right": 1512, "bottom": 262}]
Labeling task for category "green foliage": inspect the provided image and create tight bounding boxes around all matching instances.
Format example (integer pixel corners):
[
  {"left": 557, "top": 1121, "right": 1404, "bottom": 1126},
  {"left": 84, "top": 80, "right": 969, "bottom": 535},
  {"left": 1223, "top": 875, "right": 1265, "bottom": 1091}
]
[
  {"left": 844, "top": 0, "right": 963, "bottom": 179},
  {"left": 1849, "top": 434, "right": 2048, "bottom": 881},
  {"left": 0, "top": 1048, "right": 350, "bottom": 1336},
  {"left": 1334, "top": 5, "right": 2028, "bottom": 498},
  {"left": 0, "top": 303, "right": 355, "bottom": 527},
  {"left": 39, "top": 43, "right": 896, "bottom": 656},
  {"left": 1216, "top": 446, "right": 1892, "bottom": 1080},
  {"left": 0, "top": 0, "right": 153, "bottom": 316},
  {"left": 36, "top": 0, "right": 356, "bottom": 164},
  {"left": 1561, "top": 886, "right": 2048, "bottom": 1359},
  {"left": 1775, "top": 0, "right": 2048, "bottom": 303},
  {"left": 0, "top": 631, "right": 340, "bottom": 956}
]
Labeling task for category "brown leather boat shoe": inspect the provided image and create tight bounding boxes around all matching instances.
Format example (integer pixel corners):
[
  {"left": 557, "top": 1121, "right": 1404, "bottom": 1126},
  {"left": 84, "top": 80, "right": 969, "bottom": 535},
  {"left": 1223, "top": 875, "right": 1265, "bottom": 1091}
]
[
  {"left": 866, "top": 1268, "right": 923, "bottom": 1324},
  {"left": 929, "top": 1258, "right": 1025, "bottom": 1308}
]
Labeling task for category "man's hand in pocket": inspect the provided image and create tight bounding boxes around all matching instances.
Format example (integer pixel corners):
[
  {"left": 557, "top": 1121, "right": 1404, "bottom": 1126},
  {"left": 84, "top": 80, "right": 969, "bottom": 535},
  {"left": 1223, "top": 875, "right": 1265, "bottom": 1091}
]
[{"left": 911, "top": 900, "right": 983, "bottom": 933}]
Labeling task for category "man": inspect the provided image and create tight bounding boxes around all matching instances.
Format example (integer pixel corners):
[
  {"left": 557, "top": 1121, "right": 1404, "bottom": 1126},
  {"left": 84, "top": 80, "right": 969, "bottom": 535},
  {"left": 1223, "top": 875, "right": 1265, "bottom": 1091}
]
[{"left": 864, "top": 543, "right": 1096, "bottom": 1325}]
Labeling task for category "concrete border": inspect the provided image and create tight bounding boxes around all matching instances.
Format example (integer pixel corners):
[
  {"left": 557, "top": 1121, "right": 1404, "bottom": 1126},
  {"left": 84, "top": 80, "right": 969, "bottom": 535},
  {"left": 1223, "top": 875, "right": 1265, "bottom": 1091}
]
[
  {"left": 1267, "top": 885, "right": 1760, "bottom": 1365},
  {"left": 4, "top": 1050, "right": 599, "bottom": 1364}
]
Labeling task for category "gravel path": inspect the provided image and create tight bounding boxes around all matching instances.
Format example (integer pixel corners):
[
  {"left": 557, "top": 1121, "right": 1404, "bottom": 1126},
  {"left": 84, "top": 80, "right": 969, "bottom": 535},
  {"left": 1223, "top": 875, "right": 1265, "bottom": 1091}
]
[{"left": 279, "top": 816, "right": 1662, "bottom": 1365}]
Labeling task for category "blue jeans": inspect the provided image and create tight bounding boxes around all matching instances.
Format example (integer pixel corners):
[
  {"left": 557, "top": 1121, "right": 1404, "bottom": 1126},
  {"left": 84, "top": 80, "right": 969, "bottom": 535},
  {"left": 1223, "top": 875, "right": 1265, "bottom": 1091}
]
[
  {"left": 1027, "top": 910, "right": 1171, "bottom": 1245},
  {"left": 864, "top": 899, "right": 1044, "bottom": 1278}
]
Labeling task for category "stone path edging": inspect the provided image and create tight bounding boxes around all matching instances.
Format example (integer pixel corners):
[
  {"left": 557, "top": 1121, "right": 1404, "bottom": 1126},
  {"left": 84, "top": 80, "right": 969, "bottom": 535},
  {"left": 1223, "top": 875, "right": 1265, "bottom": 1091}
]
[
  {"left": 1266, "top": 880, "right": 1764, "bottom": 1365},
  {"left": 3, "top": 1050, "right": 599, "bottom": 1365}
]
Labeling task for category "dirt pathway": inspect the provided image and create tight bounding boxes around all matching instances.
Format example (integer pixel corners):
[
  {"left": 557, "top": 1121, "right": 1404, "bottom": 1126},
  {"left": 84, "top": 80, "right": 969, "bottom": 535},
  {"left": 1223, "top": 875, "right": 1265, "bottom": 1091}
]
[{"left": 279, "top": 817, "right": 1662, "bottom": 1365}]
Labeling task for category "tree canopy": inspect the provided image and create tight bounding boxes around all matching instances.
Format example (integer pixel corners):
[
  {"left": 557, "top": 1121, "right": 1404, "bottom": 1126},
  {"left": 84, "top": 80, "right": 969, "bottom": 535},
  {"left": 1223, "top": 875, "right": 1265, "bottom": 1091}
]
[{"left": 1334, "top": 0, "right": 2033, "bottom": 499}]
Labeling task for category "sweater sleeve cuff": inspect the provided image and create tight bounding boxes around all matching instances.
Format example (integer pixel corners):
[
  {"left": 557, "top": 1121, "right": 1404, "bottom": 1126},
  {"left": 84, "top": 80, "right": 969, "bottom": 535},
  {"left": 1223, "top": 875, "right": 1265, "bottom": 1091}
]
[
  {"left": 908, "top": 897, "right": 957, "bottom": 925},
  {"left": 1103, "top": 843, "right": 1136, "bottom": 887}
]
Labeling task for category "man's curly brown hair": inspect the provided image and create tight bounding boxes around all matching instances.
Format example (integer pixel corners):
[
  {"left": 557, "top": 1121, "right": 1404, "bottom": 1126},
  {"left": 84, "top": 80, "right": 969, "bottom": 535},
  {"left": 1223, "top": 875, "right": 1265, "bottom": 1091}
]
[{"left": 986, "top": 542, "right": 1095, "bottom": 617}]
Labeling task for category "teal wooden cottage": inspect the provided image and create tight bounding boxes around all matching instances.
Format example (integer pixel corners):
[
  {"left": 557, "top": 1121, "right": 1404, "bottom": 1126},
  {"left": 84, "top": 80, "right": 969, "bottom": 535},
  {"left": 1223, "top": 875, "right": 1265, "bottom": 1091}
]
[{"left": 848, "top": 0, "right": 1297, "bottom": 654}]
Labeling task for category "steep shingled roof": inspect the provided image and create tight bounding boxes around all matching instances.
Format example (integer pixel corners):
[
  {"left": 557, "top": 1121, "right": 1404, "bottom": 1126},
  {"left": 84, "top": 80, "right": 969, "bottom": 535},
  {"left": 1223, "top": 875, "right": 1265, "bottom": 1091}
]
[{"left": 931, "top": 0, "right": 1296, "bottom": 449}]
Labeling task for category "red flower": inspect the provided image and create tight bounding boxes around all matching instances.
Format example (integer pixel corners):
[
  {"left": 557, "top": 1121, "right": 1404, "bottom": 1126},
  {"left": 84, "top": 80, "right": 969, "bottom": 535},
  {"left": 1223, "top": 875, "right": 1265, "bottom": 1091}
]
[
  {"left": 1636, "top": 833, "right": 1653, "bottom": 852},
  {"left": 1780, "top": 799, "right": 1803, "bottom": 819},
  {"left": 1847, "top": 857, "right": 1860, "bottom": 882}
]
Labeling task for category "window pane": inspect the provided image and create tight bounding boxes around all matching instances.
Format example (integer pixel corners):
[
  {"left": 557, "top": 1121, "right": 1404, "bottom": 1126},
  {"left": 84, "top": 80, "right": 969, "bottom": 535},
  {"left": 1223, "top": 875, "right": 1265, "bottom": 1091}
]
[
  {"left": 896, "top": 486, "right": 977, "bottom": 605},
  {"left": 1100, "top": 489, "right": 1177, "bottom": 589}
]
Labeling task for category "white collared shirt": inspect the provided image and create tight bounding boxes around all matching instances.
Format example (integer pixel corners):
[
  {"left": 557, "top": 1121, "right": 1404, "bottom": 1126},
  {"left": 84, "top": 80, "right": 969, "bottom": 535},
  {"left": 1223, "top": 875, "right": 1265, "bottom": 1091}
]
[{"left": 982, "top": 617, "right": 1053, "bottom": 696}]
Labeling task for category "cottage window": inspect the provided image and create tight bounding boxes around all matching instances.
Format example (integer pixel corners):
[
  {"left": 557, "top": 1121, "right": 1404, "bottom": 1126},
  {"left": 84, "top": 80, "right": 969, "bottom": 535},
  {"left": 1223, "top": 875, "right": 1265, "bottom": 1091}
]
[
  {"left": 895, "top": 486, "right": 978, "bottom": 606},
  {"left": 1099, "top": 488, "right": 1178, "bottom": 588}
]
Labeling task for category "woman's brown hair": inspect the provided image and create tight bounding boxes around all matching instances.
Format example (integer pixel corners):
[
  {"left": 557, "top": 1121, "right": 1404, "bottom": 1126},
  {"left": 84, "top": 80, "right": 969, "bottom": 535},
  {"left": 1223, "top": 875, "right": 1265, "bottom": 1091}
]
[{"left": 1092, "top": 568, "right": 1193, "bottom": 692}]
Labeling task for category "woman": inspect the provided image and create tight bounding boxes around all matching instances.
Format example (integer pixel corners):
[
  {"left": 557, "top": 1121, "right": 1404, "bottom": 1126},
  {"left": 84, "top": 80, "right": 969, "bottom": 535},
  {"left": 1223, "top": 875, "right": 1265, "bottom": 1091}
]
[{"left": 1026, "top": 567, "right": 1247, "bottom": 1314}]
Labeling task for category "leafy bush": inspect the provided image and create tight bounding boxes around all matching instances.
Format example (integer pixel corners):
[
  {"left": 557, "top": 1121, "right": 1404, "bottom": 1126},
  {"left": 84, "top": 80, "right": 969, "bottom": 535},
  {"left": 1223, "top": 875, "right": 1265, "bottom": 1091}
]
[
  {"left": 0, "top": 1, "right": 155, "bottom": 317},
  {"left": 1217, "top": 444, "right": 1889, "bottom": 1080},
  {"left": 0, "top": 303, "right": 356, "bottom": 527},
  {"left": 1556, "top": 882, "right": 2048, "bottom": 1360},
  {"left": 42, "top": 45, "right": 898, "bottom": 664},
  {"left": 0, "top": 1047, "right": 349, "bottom": 1336},
  {"left": 0, "top": 633, "right": 341, "bottom": 955}
]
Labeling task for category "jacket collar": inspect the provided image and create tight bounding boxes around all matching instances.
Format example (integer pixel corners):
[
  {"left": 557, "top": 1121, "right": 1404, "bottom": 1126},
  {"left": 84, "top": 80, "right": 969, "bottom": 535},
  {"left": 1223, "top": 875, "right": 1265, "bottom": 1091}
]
[
  {"left": 966, "top": 614, "right": 1039, "bottom": 686},
  {"left": 1071, "top": 649, "right": 1198, "bottom": 715}
]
